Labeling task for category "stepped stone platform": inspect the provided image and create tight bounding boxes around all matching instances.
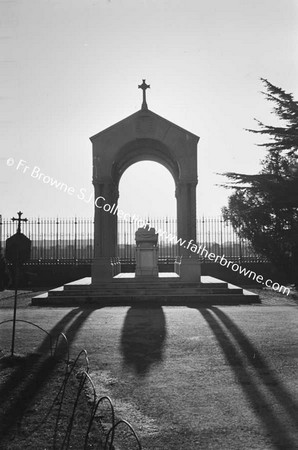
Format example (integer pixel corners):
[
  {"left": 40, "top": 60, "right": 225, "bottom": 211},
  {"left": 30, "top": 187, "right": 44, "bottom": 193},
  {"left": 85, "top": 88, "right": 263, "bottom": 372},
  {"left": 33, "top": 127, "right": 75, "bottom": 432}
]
[{"left": 31, "top": 274, "right": 259, "bottom": 306}]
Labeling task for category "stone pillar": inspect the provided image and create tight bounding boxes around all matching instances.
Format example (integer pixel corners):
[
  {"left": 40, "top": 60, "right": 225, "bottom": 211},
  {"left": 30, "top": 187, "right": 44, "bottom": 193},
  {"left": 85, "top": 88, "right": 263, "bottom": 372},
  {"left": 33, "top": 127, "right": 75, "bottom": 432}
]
[
  {"left": 175, "top": 180, "right": 201, "bottom": 281},
  {"left": 92, "top": 178, "right": 118, "bottom": 283}
]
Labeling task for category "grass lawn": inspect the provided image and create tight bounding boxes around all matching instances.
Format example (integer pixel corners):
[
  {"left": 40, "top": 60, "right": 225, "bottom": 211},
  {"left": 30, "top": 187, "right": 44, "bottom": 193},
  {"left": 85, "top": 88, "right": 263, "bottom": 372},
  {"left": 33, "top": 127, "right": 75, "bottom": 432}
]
[
  {"left": 0, "top": 354, "right": 104, "bottom": 449},
  {"left": 0, "top": 286, "right": 298, "bottom": 449}
]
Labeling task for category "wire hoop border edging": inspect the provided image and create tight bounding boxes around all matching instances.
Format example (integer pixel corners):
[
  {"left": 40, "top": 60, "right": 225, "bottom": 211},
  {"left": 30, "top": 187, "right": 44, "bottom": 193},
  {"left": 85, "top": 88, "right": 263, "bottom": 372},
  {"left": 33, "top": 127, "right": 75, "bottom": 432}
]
[
  {"left": 0, "top": 319, "right": 53, "bottom": 356},
  {"left": 84, "top": 395, "right": 115, "bottom": 450},
  {"left": 104, "top": 419, "right": 142, "bottom": 450}
]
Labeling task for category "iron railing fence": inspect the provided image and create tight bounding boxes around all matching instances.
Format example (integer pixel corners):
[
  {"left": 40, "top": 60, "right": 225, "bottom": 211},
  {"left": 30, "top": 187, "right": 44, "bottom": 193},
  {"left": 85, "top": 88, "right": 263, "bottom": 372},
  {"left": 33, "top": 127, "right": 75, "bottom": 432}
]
[{"left": 0, "top": 216, "right": 266, "bottom": 263}]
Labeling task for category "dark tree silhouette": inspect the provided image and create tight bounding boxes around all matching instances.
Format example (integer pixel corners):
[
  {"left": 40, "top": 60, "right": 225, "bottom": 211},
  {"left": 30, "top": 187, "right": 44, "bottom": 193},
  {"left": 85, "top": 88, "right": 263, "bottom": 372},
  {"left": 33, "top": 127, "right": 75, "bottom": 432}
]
[{"left": 222, "top": 79, "right": 298, "bottom": 284}]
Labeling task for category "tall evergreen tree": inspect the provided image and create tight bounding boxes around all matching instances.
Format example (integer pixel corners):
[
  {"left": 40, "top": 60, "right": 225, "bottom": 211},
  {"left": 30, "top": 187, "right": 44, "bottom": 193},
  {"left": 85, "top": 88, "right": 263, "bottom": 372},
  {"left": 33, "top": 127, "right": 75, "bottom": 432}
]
[
  {"left": 248, "top": 78, "right": 298, "bottom": 157},
  {"left": 222, "top": 79, "right": 298, "bottom": 284}
]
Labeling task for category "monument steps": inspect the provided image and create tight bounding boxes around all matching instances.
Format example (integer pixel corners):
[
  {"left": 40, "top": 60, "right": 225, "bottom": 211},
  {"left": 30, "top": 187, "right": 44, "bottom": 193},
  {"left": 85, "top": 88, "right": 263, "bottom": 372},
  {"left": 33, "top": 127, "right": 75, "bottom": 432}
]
[
  {"left": 31, "top": 276, "right": 259, "bottom": 306},
  {"left": 64, "top": 283, "right": 230, "bottom": 290},
  {"left": 43, "top": 288, "right": 243, "bottom": 297},
  {"left": 32, "top": 293, "right": 257, "bottom": 306}
]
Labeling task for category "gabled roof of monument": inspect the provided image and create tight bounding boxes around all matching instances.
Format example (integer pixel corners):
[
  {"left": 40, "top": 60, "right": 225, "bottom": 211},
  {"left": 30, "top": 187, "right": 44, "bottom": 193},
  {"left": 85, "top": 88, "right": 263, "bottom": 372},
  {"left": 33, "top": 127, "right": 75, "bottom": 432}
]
[{"left": 90, "top": 108, "right": 200, "bottom": 142}]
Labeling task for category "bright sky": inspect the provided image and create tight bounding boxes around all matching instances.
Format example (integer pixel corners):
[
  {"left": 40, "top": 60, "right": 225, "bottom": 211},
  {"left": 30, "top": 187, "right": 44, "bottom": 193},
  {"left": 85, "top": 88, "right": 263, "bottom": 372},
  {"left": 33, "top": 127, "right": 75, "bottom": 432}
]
[{"left": 1, "top": 0, "right": 298, "bottom": 220}]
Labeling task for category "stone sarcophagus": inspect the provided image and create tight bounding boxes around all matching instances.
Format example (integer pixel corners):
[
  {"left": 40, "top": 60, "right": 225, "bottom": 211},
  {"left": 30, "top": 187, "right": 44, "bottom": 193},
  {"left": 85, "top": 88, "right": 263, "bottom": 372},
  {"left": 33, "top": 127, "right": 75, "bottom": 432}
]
[{"left": 135, "top": 227, "right": 158, "bottom": 277}]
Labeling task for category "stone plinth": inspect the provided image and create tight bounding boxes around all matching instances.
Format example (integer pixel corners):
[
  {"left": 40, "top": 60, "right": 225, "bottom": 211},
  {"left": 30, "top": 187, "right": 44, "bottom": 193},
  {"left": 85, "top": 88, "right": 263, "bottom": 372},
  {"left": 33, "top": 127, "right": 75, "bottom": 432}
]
[
  {"left": 92, "top": 256, "right": 114, "bottom": 284},
  {"left": 179, "top": 257, "right": 201, "bottom": 281},
  {"left": 135, "top": 227, "right": 158, "bottom": 277}
]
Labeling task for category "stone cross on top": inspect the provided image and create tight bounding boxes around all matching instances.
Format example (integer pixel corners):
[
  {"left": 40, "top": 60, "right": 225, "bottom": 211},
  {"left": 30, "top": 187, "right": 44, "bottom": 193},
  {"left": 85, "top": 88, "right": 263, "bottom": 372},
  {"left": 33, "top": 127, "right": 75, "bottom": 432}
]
[
  {"left": 11, "top": 211, "right": 28, "bottom": 234},
  {"left": 138, "top": 79, "right": 150, "bottom": 110}
]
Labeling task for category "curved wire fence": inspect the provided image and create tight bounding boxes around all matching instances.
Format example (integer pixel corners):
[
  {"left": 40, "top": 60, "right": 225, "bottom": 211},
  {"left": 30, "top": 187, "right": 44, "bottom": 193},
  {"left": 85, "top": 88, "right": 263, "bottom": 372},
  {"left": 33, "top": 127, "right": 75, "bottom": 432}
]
[{"left": 0, "top": 320, "right": 142, "bottom": 449}]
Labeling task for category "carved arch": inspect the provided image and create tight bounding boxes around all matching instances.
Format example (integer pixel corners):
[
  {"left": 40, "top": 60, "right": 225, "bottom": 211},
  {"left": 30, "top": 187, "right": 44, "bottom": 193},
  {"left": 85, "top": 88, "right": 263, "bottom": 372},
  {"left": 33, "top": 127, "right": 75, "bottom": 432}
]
[{"left": 111, "top": 138, "right": 180, "bottom": 187}]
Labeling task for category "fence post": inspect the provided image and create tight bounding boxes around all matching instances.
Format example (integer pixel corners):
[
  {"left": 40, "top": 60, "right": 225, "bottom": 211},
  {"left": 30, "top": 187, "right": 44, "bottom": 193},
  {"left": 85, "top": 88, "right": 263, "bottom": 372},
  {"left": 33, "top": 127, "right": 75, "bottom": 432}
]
[
  {"left": 74, "top": 217, "right": 77, "bottom": 261},
  {"left": 238, "top": 230, "right": 243, "bottom": 264},
  {"left": 220, "top": 216, "right": 223, "bottom": 255},
  {"left": 0, "top": 214, "right": 2, "bottom": 254},
  {"left": 56, "top": 218, "right": 59, "bottom": 261}
]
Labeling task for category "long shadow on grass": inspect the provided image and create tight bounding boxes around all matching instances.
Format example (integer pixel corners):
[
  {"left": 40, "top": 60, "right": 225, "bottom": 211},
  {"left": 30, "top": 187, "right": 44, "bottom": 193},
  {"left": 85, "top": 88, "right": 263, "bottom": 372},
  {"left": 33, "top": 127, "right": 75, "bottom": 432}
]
[
  {"left": 121, "top": 306, "right": 167, "bottom": 377},
  {"left": 196, "top": 307, "right": 298, "bottom": 450},
  {"left": 0, "top": 308, "right": 80, "bottom": 404},
  {"left": 0, "top": 307, "right": 95, "bottom": 442},
  {"left": 211, "top": 307, "right": 298, "bottom": 426}
]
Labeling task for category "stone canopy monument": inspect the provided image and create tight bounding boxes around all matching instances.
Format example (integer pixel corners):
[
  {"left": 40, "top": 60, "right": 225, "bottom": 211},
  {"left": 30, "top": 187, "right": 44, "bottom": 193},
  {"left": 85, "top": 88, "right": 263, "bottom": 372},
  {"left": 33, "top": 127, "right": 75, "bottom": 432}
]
[
  {"left": 91, "top": 79, "right": 201, "bottom": 284},
  {"left": 32, "top": 80, "right": 259, "bottom": 305}
]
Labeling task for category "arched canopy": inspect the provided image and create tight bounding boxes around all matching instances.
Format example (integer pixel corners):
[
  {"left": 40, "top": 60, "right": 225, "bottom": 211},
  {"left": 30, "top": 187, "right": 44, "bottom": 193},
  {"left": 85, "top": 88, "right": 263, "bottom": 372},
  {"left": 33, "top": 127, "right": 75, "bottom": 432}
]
[
  {"left": 91, "top": 107, "right": 200, "bottom": 279},
  {"left": 111, "top": 138, "right": 180, "bottom": 186}
]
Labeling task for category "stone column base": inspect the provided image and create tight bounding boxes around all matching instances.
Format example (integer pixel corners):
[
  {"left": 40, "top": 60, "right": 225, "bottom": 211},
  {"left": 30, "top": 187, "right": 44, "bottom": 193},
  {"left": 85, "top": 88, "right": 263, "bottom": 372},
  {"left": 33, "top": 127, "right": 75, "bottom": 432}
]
[
  {"left": 179, "top": 257, "right": 201, "bottom": 281},
  {"left": 92, "top": 257, "right": 113, "bottom": 284}
]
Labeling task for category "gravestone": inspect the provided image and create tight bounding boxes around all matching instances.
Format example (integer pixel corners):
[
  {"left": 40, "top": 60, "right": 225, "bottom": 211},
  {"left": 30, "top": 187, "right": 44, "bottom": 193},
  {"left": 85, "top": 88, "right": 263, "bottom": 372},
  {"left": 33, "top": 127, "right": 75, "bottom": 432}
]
[
  {"left": 4, "top": 211, "right": 31, "bottom": 356},
  {"left": 5, "top": 212, "right": 31, "bottom": 265},
  {"left": 5, "top": 233, "right": 31, "bottom": 265},
  {"left": 135, "top": 227, "right": 158, "bottom": 277}
]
